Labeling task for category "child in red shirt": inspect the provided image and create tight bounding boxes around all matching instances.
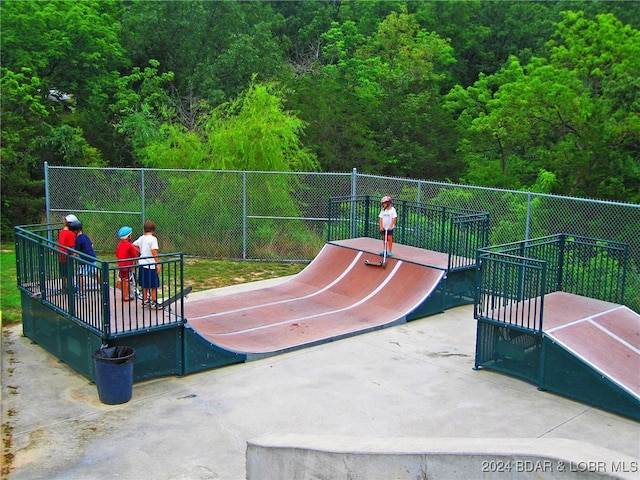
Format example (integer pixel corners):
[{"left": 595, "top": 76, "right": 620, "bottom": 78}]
[
  {"left": 116, "top": 226, "right": 139, "bottom": 301},
  {"left": 58, "top": 214, "right": 78, "bottom": 290}
]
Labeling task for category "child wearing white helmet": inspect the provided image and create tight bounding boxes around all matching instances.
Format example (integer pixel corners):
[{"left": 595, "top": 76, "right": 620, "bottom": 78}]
[
  {"left": 57, "top": 214, "right": 78, "bottom": 290},
  {"left": 116, "top": 226, "right": 140, "bottom": 301},
  {"left": 378, "top": 196, "right": 397, "bottom": 256}
]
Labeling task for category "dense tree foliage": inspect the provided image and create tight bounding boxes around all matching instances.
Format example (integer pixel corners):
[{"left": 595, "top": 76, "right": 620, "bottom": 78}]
[
  {"left": 1, "top": 0, "right": 639, "bottom": 236},
  {"left": 445, "top": 11, "right": 640, "bottom": 199}
]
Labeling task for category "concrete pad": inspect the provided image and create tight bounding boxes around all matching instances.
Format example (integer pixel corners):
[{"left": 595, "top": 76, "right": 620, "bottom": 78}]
[{"left": 2, "top": 278, "right": 639, "bottom": 480}]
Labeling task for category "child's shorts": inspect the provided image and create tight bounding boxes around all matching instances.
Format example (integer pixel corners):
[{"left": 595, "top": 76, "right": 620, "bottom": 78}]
[
  {"left": 78, "top": 263, "right": 98, "bottom": 277},
  {"left": 118, "top": 268, "right": 134, "bottom": 280},
  {"left": 139, "top": 266, "right": 160, "bottom": 289}
]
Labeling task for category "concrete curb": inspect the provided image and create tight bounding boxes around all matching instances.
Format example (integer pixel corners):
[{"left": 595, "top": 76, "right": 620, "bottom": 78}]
[{"left": 247, "top": 434, "right": 639, "bottom": 480}]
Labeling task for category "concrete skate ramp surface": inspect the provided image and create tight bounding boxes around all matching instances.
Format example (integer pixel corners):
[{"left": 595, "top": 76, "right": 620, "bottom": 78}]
[{"left": 186, "top": 242, "right": 445, "bottom": 358}]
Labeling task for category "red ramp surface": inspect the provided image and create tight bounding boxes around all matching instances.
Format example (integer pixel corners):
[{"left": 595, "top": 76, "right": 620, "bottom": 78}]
[
  {"left": 186, "top": 243, "right": 445, "bottom": 358},
  {"left": 543, "top": 292, "right": 640, "bottom": 399}
]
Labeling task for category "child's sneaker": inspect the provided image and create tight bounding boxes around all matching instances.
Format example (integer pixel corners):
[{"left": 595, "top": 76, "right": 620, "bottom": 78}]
[
  {"left": 387, "top": 252, "right": 393, "bottom": 257},
  {"left": 148, "top": 301, "right": 162, "bottom": 310},
  {"left": 141, "top": 299, "right": 150, "bottom": 307}
]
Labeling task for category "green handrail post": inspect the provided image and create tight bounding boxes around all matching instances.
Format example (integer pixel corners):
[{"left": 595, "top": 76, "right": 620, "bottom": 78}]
[
  {"left": 37, "top": 237, "right": 46, "bottom": 300},
  {"left": 621, "top": 243, "right": 628, "bottom": 305},
  {"left": 101, "top": 260, "right": 111, "bottom": 340},
  {"left": 557, "top": 234, "right": 566, "bottom": 292},
  {"left": 179, "top": 252, "right": 186, "bottom": 377},
  {"left": 538, "top": 261, "right": 547, "bottom": 334},
  {"left": 399, "top": 199, "right": 406, "bottom": 245},
  {"left": 327, "top": 198, "right": 333, "bottom": 242},
  {"left": 364, "top": 195, "right": 371, "bottom": 238},
  {"left": 440, "top": 205, "right": 446, "bottom": 252},
  {"left": 14, "top": 234, "right": 22, "bottom": 286}
]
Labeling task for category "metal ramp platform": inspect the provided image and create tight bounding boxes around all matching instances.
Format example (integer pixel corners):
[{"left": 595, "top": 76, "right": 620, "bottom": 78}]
[{"left": 477, "top": 293, "right": 640, "bottom": 420}]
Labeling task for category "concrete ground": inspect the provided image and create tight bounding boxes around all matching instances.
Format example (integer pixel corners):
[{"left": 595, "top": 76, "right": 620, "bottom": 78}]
[{"left": 2, "top": 278, "right": 639, "bottom": 480}]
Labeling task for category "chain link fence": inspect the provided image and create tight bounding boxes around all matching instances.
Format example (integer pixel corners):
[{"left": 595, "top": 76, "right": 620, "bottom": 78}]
[{"left": 45, "top": 165, "right": 640, "bottom": 312}]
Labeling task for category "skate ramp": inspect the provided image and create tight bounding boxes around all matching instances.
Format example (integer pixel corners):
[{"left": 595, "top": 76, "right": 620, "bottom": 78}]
[
  {"left": 186, "top": 242, "right": 445, "bottom": 359},
  {"left": 476, "top": 291, "right": 640, "bottom": 420},
  {"left": 542, "top": 292, "right": 640, "bottom": 402}
]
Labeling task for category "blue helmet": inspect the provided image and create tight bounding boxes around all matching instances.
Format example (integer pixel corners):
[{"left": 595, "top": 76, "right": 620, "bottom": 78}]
[{"left": 117, "top": 226, "right": 132, "bottom": 239}]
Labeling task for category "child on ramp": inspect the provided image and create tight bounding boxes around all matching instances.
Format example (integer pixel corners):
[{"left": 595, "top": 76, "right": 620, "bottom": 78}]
[{"left": 378, "top": 196, "right": 397, "bottom": 256}]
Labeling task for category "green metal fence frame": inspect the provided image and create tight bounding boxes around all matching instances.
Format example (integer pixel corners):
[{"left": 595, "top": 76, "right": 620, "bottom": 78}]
[
  {"left": 327, "top": 195, "right": 491, "bottom": 272},
  {"left": 476, "top": 234, "right": 628, "bottom": 319}
]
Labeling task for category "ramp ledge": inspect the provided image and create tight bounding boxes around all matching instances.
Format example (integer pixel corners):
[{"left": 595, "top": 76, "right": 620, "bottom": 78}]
[{"left": 247, "top": 434, "right": 639, "bottom": 480}]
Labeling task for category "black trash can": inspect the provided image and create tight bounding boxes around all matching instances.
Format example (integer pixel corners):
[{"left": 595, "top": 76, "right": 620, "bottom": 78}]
[{"left": 93, "top": 346, "right": 135, "bottom": 405}]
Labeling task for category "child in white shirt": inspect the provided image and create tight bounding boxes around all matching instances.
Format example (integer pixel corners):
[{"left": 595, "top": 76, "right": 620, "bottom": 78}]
[
  {"left": 133, "top": 220, "right": 162, "bottom": 308},
  {"left": 378, "top": 196, "right": 397, "bottom": 256}
]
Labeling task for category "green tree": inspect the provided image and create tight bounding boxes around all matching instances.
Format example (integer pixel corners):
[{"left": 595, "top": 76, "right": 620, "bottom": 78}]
[
  {"left": 1, "top": 70, "right": 49, "bottom": 234},
  {"left": 1, "top": 0, "right": 126, "bottom": 236},
  {"left": 415, "top": 0, "right": 556, "bottom": 88},
  {"left": 111, "top": 59, "right": 176, "bottom": 163},
  {"left": 120, "top": 1, "right": 288, "bottom": 105},
  {"left": 357, "top": 9, "right": 457, "bottom": 178},
  {"left": 1, "top": 0, "right": 126, "bottom": 102},
  {"left": 549, "top": 11, "right": 640, "bottom": 200},
  {"left": 204, "top": 80, "right": 318, "bottom": 172},
  {"left": 290, "top": 8, "right": 457, "bottom": 178},
  {"left": 270, "top": 0, "right": 340, "bottom": 77},
  {"left": 445, "top": 11, "right": 640, "bottom": 201},
  {"left": 137, "top": 79, "right": 318, "bottom": 172},
  {"left": 128, "top": 80, "right": 319, "bottom": 256}
]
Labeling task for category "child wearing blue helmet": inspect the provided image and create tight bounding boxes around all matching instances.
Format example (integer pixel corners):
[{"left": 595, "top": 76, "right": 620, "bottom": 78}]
[{"left": 116, "top": 226, "right": 140, "bottom": 301}]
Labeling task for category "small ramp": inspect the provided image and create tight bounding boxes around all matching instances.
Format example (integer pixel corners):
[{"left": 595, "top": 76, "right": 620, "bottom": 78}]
[
  {"left": 540, "top": 292, "right": 640, "bottom": 417},
  {"left": 185, "top": 242, "right": 445, "bottom": 360},
  {"left": 476, "top": 291, "right": 640, "bottom": 420}
]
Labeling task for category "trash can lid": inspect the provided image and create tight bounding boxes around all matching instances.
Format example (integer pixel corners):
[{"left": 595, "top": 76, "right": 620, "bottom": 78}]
[{"left": 93, "top": 346, "right": 135, "bottom": 364}]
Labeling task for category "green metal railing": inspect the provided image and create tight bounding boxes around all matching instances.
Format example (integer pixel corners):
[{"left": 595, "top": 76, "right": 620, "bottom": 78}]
[
  {"left": 14, "top": 224, "right": 248, "bottom": 382},
  {"left": 474, "top": 251, "right": 547, "bottom": 333},
  {"left": 15, "top": 224, "right": 186, "bottom": 340},
  {"left": 327, "top": 195, "right": 490, "bottom": 271},
  {"left": 475, "top": 234, "right": 629, "bottom": 334}
]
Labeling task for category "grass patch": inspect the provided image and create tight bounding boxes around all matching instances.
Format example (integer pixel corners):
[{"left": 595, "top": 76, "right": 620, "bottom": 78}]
[
  {"left": 1, "top": 246, "right": 20, "bottom": 325},
  {"left": 184, "top": 257, "right": 305, "bottom": 291},
  {"left": 0, "top": 244, "right": 306, "bottom": 326}
]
